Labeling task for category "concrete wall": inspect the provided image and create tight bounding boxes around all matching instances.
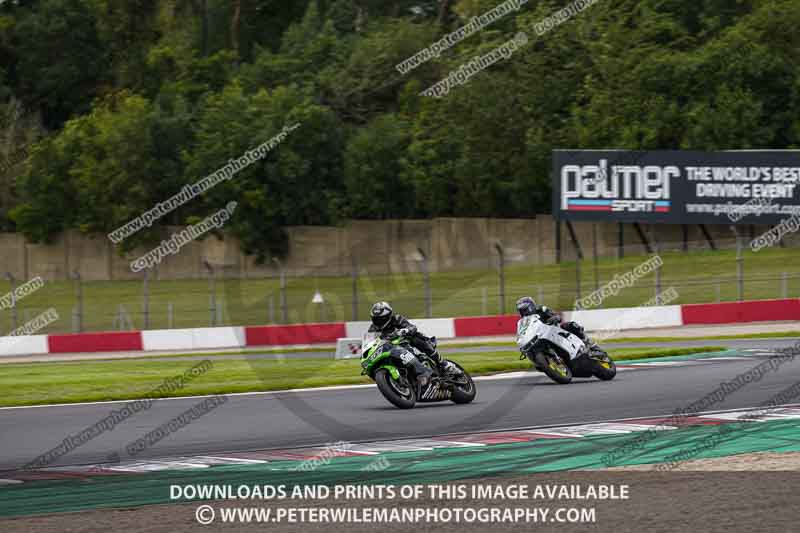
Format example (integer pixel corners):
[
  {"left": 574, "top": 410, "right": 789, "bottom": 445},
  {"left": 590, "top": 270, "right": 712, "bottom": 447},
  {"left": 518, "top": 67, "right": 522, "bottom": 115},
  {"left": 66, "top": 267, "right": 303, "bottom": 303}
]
[{"left": 0, "top": 218, "right": 784, "bottom": 281}]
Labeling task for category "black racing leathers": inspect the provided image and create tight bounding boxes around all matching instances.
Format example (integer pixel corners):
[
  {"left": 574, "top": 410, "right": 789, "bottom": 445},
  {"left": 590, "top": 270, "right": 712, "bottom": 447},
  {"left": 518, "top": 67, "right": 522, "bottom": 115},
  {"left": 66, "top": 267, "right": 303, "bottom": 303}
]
[
  {"left": 533, "top": 305, "right": 561, "bottom": 325},
  {"left": 368, "top": 314, "right": 441, "bottom": 363}
]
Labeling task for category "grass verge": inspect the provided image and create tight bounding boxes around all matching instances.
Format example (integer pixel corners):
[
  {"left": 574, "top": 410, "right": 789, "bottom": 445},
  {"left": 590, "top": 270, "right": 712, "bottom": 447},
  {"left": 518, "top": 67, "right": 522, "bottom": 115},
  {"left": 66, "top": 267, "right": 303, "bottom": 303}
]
[{"left": 0, "top": 346, "right": 726, "bottom": 407}]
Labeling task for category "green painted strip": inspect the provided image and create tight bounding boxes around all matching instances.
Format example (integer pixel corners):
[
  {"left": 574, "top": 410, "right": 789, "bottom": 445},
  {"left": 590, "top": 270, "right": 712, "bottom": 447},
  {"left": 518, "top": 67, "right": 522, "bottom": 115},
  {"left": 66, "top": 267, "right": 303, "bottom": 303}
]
[
  {"left": 619, "top": 349, "right": 740, "bottom": 364},
  {"left": 2, "top": 417, "right": 800, "bottom": 518}
]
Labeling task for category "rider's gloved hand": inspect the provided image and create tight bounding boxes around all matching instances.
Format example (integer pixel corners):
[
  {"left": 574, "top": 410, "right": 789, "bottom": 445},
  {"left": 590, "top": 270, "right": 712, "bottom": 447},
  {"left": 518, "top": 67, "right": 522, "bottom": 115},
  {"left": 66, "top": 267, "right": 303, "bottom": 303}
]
[{"left": 393, "top": 328, "right": 410, "bottom": 338}]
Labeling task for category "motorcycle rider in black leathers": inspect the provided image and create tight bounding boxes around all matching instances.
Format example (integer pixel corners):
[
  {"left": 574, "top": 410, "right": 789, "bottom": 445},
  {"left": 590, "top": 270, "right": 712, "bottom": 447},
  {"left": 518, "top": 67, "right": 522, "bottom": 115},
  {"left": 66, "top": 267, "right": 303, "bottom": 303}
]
[
  {"left": 515, "top": 296, "right": 597, "bottom": 351},
  {"left": 368, "top": 301, "right": 446, "bottom": 385}
]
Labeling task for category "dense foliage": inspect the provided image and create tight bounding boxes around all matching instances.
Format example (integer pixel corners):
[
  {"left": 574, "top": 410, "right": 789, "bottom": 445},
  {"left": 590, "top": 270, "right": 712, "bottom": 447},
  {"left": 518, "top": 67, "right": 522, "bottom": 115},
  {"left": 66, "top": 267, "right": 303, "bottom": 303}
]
[{"left": 1, "top": 0, "right": 798, "bottom": 260}]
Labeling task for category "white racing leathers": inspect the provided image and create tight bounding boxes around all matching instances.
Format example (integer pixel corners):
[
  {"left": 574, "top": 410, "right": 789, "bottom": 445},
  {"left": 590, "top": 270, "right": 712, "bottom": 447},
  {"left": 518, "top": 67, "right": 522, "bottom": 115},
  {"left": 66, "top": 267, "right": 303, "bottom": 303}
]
[{"left": 516, "top": 315, "right": 586, "bottom": 360}]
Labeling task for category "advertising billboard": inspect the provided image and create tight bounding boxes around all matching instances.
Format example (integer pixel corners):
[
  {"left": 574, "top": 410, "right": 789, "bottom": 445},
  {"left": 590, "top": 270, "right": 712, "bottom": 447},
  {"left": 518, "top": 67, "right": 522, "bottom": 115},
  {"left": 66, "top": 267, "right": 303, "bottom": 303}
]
[{"left": 553, "top": 150, "right": 800, "bottom": 225}]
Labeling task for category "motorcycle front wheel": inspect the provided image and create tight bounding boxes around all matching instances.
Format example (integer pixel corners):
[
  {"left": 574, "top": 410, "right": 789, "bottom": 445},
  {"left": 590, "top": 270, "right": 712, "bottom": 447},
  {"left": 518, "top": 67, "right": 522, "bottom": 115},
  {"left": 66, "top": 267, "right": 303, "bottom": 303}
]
[
  {"left": 375, "top": 368, "right": 416, "bottom": 409},
  {"left": 538, "top": 351, "right": 573, "bottom": 384}
]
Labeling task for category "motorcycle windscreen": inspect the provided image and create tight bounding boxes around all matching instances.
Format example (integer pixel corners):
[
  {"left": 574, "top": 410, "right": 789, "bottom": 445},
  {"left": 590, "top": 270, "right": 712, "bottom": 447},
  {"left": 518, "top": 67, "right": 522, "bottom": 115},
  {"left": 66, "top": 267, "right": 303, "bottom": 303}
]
[
  {"left": 361, "top": 331, "right": 381, "bottom": 358},
  {"left": 516, "top": 315, "right": 539, "bottom": 347}
]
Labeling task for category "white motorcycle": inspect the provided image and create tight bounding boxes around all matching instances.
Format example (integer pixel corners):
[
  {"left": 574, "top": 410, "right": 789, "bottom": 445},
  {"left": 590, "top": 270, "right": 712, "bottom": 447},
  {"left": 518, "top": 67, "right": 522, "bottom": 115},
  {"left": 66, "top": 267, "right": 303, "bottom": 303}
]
[{"left": 515, "top": 315, "right": 616, "bottom": 384}]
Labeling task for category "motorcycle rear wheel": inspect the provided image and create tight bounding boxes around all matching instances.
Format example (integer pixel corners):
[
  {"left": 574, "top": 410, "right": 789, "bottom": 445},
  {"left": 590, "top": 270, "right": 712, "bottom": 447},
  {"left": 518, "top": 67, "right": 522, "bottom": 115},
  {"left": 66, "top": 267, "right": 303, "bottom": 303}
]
[
  {"left": 447, "top": 362, "right": 476, "bottom": 404},
  {"left": 592, "top": 356, "right": 617, "bottom": 381},
  {"left": 375, "top": 369, "right": 416, "bottom": 409}
]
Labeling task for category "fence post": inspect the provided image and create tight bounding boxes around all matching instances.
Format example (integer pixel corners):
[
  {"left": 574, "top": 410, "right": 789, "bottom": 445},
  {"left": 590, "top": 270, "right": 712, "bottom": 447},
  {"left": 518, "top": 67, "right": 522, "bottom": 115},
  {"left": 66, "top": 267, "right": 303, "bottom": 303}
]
[
  {"left": 417, "top": 248, "right": 432, "bottom": 318},
  {"left": 280, "top": 268, "right": 287, "bottom": 324},
  {"left": 203, "top": 260, "right": 216, "bottom": 327},
  {"left": 273, "top": 257, "right": 288, "bottom": 324},
  {"left": 728, "top": 225, "right": 745, "bottom": 301},
  {"left": 72, "top": 305, "right": 79, "bottom": 332},
  {"left": 268, "top": 295, "right": 275, "bottom": 324},
  {"left": 72, "top": 270, "right": 83, "bottom": 333},
  {"left": 5, "top": 273, "right": 17, "bottom": 332},
  {"left": 114, "top": 304, "right": 132, "bottom": 331},
  {"left": 351, "top": 257, "right": 359, "bottom": 321},
  {"left": 142, "top": 269, "right": 150, "bottom": 330},
  {"left": 167, "top": 302, "right": 174, "bottom": 329},
  {"left": 736, "top": 233, "right": 744, "bottom": 301},
  {"left": 575, "top": 254, "right": 582, "bottom": 306},
  {"left": 495, "top": 242, "right": 505, "bottom": 314},
  {"left": 655, "top": 240, "right": 662, "bottom": 300},
  {"left": 592, "top": 223, "right": 600, "bottom": 293}
]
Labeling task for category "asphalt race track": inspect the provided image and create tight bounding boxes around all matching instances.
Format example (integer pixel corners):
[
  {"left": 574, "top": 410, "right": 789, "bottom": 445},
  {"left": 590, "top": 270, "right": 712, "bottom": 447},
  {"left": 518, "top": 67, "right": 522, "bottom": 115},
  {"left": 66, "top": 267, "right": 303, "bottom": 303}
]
[{"left": 1, "top": 338, "right": 798, "bottom": 472}]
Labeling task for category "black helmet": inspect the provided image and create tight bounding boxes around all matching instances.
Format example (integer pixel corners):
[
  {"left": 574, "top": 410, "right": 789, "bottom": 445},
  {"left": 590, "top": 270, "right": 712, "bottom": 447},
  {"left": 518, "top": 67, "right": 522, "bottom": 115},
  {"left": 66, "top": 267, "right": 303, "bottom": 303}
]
[
  {"left": 516, "top": 296, "right": 536, "bottom": 317},
  {"left": 370, "top": 301, "right": 394, "bottom": 330}
]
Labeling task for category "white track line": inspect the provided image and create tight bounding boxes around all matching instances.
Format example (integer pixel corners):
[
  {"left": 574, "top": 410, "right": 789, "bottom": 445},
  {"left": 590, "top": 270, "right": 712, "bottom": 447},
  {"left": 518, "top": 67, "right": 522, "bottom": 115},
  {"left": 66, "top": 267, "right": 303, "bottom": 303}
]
[
  {"left": 0, "top": 356, "right": 756, "bottom": 411},
  {"left": 0, "top": 371, "right": 548, "bottom": 410},
  {"left": 198, "top": 456, "right": 268, "bottom": 463}
]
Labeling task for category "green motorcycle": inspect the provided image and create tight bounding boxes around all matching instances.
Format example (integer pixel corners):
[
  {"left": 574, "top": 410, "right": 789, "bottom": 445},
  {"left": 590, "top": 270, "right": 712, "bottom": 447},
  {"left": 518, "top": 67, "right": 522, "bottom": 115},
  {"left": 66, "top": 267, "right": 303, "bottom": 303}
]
[{"left": 360, "top": 332, "right": 476, "bottom": 409}]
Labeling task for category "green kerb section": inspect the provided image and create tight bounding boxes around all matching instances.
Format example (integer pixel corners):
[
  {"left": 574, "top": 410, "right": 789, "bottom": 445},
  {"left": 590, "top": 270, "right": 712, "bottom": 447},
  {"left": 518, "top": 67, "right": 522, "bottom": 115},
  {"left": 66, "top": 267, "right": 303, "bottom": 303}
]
[
  {"left": 618, "top": 349, "right": 739, "bottom": 364},
  {"left": 3, "top": 417, "right": 800, "bottom": 518}
]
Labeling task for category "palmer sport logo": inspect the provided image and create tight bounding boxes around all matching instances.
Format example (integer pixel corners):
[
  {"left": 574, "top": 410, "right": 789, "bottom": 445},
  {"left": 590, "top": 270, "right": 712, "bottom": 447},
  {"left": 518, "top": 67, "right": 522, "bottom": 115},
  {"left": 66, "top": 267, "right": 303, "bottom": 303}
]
[{"left": 561, "top": 159, "right": 677, "bottom": 213}]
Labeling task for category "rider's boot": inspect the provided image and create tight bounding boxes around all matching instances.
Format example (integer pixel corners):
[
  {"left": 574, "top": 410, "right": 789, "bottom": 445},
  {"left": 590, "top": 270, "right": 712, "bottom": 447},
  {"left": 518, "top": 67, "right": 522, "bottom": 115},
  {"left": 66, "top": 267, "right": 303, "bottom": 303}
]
[
  {"left": 584, "top": 337, "right": 599, "bottom": 355},
  {"left": 412, "top": 359, "right": 434, "bottom": 387},
  {"left": 429, "top": 350, "right": 450, "bottom": 374}
]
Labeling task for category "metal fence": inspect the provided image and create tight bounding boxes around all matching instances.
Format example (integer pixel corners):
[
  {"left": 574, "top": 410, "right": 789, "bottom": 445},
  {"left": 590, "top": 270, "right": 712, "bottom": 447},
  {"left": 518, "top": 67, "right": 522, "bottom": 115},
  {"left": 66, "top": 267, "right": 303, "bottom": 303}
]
[{"left": 0, "top": 235, "right": 798, "bottom": 335}]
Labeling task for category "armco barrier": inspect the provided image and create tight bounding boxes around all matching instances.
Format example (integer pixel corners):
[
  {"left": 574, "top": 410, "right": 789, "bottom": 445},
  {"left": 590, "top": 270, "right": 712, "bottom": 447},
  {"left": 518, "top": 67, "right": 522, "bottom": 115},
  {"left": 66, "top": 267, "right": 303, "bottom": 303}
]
[
  {"left": 142, "top": 327, "right": 246, "bottom": 351},
  {"left": 245, "top": 323, "right": 346, "bottom": 346},
  {"left": 568, "top": 305, "right": 683, "bottom": 331},
  {"left": 0, "top": 334, "right": 49, "bottom": 356},
  {"left": 453, "top": 315, "right": 519, "bottom": 337},
  {"left": 2, "top": 298, "right": 799, "bottom": 357},
  {"left": 345, "top": 318, "right": 456, "bottom": 340},
  {"left": 682, "top": 298, "right": 800, "bottom": 325},
  {"left": 47, "top": 331, "right": 143, "bottom": 354}
]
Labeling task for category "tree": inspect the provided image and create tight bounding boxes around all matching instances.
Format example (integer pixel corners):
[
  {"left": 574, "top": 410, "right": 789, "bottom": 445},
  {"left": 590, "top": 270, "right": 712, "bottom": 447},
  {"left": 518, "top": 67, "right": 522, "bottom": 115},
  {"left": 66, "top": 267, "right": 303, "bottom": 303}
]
[
  {"left": 12, "top": 92, "right": 192, "bottom": 249},
  {"left": 343, "top": 113, "right": 414, "bottom": 218},
  {"left": 12, "top": 0, "right": 109, "bottom": 128},
  {"left": 183, "top": 83, "right": 344, "bottom": 261}
]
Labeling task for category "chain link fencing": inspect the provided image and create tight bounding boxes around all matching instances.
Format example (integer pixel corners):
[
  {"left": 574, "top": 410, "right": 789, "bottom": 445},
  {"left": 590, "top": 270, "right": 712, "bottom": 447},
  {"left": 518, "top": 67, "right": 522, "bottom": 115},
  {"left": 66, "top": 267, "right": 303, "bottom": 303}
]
[{"left": 0, "top": 232, "right": 798, "bottom": 335}]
